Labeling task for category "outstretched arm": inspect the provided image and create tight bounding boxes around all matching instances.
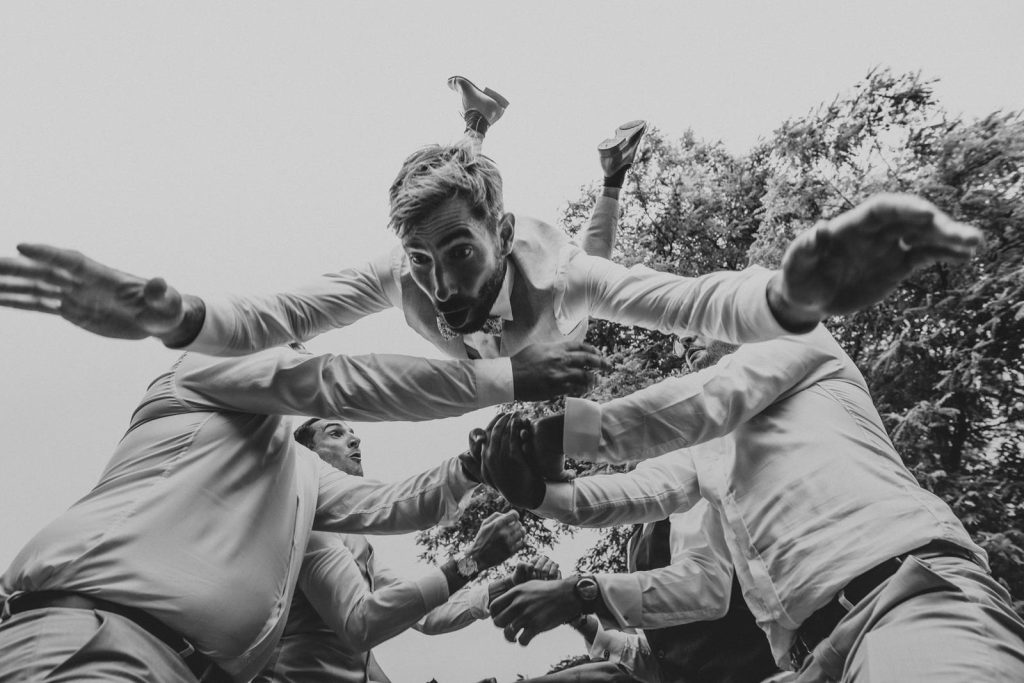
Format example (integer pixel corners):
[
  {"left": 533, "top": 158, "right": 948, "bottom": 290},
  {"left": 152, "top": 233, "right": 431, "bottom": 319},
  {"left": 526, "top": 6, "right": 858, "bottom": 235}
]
[
  {"left": 301, "top": 512, "right": 524, "bottom": 654},
  {"left": 0, "top": 243, "right": 202, "bottom": 344},
  {"left": 564, "top": 192, "right": 982, "bottom": 340}
]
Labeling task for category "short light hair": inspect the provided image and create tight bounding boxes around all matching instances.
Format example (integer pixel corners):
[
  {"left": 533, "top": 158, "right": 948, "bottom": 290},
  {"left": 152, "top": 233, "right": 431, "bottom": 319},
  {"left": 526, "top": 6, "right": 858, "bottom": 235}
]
[{"left": 388, "top": 142, "right": 504, "bottom": 238}]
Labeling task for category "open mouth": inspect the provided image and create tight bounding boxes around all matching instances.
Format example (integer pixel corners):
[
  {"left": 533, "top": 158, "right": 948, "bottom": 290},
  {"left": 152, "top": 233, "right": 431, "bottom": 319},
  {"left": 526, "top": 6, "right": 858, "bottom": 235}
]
[
  {"left": 350, "top": 452, "right": 362, "bottom": 462},
  {"left": 440, "top": 307, "right": 470, "bottom": 329}
]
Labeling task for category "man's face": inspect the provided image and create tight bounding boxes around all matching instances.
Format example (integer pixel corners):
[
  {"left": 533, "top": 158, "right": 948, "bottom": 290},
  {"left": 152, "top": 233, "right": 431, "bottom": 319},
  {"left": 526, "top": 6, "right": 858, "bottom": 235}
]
[
  {"left": 678, "top": 335, "right": 740, "bottom": 372},
  {"left": 310, "top": 420, "right": 363, "bottom": 477},
  {"left": 401, "top": 197, "right": 513, "bottom": 334}
]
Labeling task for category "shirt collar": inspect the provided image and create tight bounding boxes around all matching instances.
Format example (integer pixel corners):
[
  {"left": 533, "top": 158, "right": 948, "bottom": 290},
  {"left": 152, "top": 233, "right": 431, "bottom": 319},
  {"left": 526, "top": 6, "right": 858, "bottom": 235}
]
[{"left": 488, "top": 264, "right": 514, "bottom": 321}]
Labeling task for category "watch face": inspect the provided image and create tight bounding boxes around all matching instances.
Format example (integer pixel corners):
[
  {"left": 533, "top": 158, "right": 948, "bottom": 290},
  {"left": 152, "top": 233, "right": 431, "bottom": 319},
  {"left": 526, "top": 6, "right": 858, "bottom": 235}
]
[
  {"left": 576, "top": 577, "right": 599, "bottom": 602},
  {"left": 457, "top": 554, "right": 478, "bottom": 577}
]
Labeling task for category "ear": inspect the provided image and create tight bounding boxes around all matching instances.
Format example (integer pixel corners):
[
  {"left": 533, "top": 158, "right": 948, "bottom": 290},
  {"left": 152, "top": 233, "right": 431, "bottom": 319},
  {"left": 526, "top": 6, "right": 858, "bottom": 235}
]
[{"left": 497, "top": 213, "right": 516, "bottom": 256}]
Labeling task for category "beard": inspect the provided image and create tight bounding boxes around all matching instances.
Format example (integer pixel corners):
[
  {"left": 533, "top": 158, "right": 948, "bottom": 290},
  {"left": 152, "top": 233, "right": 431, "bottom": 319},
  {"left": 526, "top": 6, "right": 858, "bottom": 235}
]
[
  {"left": 436, "top": 260, "right": 507, "bottom": 335},
  {"left": 684, "top": 339, "right": 740, "bottom": 372}
]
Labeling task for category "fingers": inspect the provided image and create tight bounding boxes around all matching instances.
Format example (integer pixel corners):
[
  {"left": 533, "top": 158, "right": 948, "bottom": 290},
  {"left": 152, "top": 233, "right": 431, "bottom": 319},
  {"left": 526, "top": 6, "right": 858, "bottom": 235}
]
[
  {"left": 467, "top": 427, "right": 487, "bottom": 456},
  {"left": 0, "top": 293, "right": 62, "bottom": 315},
  {"left": 503, "top": 624, "right": 517, "bottom": 642},
  {"left": 0, "top": 255, "right": 78, "bottom": 288},
  {"left": 16, "top": 243, "right": 89, "bottom": 276}
]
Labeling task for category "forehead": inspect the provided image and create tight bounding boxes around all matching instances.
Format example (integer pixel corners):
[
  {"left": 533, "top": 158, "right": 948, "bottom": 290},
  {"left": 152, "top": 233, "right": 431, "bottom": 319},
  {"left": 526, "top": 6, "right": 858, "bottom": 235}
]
[{"left": 401, "top": 197, "right": 492, "bottom": 249}]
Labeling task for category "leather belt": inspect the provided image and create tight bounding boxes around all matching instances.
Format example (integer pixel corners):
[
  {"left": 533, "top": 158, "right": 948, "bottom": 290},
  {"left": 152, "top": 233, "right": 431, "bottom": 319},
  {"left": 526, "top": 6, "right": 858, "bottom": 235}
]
[
  {"left": 788, "top": 540, "right": 978, "bottom": 670},
  {"left": 6, "top": 591, "right": 232, "bottom": 682}
]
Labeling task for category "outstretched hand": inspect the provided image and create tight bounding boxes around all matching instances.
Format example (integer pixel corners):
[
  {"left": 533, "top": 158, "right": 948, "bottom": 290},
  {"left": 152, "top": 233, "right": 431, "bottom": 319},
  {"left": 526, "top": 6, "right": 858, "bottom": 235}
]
[
  {"left": 510, "top": 341, "right": 609, "bottom": 401},
  {"left": 0, "top": 243, "right": 195, "bottom": 342},
  {"left": 479, "top": 413, "right": 548, "bottom": 509},
  {"left": 771, "top": 193, "right": 984, "bottom": 329}
]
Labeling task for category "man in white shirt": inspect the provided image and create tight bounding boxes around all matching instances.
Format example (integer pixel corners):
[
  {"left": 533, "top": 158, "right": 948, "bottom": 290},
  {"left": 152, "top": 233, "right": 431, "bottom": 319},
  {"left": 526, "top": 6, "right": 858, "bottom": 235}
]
[
  {"left": 0, "top": 158, "right": 982, "bottom": 404},
  {"left": 256, "top": 418, "right": 557, "bottom": 683},
  {"left": 0, "top": 347, "right": 528, "bottom": 682},
  {"left": 480, "top": 324, "right": 1024, "bottom": 681}
]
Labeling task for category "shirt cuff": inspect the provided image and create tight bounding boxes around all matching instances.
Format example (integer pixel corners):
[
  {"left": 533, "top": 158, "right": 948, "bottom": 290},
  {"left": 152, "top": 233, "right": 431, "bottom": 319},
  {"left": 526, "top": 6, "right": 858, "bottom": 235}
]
[
  {"left": 534, "top": 481, "right": 574, "bottom": 520},
  {"left": 474, "top": 358, "right": 514, "bottom": 408},
  {"left": 741, "top": 266, "right": 791, "bottom": 340},
  {"left": 441, "top": 459, "right": 482, "bottom": 526},
  {"left": 589, "top": 626, "right": 623, "bottom": 661},
  {"left": 463, "top": 584, "right": 491, "bottom": 620},
  {"left": 414, "top": 568, "right": 451, "bottom": 612},
  {"left": 595, "top": 573, "right": 643, "bottom": 628},
  {"left": 564, "top": 397, "right": 602, "bottom": 457},
  {"left": 182, "top": 294, "right": 233, "bottom": 355}
]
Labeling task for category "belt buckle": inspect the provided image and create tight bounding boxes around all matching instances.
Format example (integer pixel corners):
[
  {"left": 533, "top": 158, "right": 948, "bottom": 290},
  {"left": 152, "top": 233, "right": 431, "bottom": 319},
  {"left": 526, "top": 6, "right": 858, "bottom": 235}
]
[{"left": 177, "top": 638, "right": 196, "bottom": 659}]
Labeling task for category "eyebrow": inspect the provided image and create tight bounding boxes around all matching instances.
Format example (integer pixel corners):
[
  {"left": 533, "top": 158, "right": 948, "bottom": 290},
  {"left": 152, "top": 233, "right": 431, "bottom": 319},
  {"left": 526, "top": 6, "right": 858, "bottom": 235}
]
[
  {"left": 407, "top": 228, "right": 476, "bottom": 251},
  {"left": 320, "top": 422, "right": 345, "bottom": 432}
]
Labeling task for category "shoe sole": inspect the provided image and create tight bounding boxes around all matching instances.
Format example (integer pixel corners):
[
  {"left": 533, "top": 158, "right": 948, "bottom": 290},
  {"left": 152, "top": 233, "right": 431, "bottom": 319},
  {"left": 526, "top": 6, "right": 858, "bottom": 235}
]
[{"left": 598, "top": 120, "right": 647, "bottom": 154}]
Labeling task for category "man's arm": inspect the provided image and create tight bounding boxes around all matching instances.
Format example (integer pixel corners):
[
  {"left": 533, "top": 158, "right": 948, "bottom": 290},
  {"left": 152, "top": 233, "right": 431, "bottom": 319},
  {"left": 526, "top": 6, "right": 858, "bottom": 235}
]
[
  {"left": 412, "top": 555, "right": 560, "bottom": 635},
  {"left": 0, "top": 243, "right": 399, "bottom": 352},
  {"left": 594, "top": 504, "right": 733, "bottom": 631},
  {"left": 301, "top": 512, "right": 523, "bottom": 654},
  {"left": 177, "top": 346, "right": 513, "bottom": 422},
  {"left": 561, "top": 193, "right": 981, "bottom": 339},
  {"left": 537, "top": 325, "right": 849, "bottom": 466},
  {"left": 489, "top": 503, "right": 732, "bottom": 644}
]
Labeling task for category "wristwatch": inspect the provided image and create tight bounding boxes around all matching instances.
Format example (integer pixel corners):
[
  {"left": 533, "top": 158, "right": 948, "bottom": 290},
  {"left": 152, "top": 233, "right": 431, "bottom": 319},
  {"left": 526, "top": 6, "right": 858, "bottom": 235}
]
[
  {"left": 573, "top": 575, "right": 600, "bottom": 613},
  {"left": 454, "top": 552, "right": 479, "bottom": 578}
]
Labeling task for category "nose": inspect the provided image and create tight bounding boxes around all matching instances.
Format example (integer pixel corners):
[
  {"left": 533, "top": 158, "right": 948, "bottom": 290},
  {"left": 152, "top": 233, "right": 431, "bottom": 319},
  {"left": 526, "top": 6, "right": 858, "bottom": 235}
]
[
  {"left": 349, "top": 435, "right": 361, "bottom": 448},
  {"left": 432, "top": 263, "right": 457, "bottom": 302}
]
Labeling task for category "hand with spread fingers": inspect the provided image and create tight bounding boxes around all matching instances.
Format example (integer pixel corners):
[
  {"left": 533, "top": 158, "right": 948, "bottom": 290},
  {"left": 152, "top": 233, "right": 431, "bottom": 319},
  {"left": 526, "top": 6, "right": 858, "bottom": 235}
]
[
  {"left": 510, "top": 341, "right": 609, "bottom": 401},
  {"left": 490, "top": 577, "right": 586, "bottom": 646},
  {"left": 479, "top": 413, "right": 548, "bottom": 510},
  {"left": 768, "top": 193, "right": 984, "bottom": 330},
  {"left": 0, "top": 243, "right": 202, "bottom": 344}
]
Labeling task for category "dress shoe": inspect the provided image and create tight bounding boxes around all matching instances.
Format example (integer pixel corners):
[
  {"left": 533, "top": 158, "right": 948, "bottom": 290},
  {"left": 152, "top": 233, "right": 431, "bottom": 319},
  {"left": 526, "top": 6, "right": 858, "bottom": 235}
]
[
  {"left": 598, "top": 119, "right": 648, "bottom": 176},
  {"left": 447, "top": 75, "right": 509, "bottom": 126}
]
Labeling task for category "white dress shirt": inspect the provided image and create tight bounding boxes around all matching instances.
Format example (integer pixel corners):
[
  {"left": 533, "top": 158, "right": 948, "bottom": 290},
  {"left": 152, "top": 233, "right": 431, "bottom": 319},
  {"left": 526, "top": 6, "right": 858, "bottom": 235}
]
[
  {"left": 536, "top": 325, "right": 985, "bottom": 666},
  {"left": 259, "top": 532, "right": 489, "bottom": 682},
  {"left": 1, "top": 349, "right": 482, "bottom": 681},
  {"left": 183, "top": 223, "right": 789, "bottom": 370}
]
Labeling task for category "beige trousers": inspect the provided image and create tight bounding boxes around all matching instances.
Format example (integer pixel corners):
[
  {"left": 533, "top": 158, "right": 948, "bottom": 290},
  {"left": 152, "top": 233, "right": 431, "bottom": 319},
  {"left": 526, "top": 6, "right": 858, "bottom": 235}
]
[
  {"left": 795, "top": 556, "right": 1024, "bottom": 682},
  {"left": 0, "top": 606, "right": 197, "bottom": 682}
]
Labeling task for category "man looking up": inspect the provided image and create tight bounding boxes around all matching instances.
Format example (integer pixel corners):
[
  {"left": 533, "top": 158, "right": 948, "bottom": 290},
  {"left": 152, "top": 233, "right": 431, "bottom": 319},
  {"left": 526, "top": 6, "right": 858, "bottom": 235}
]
[
  {"left": 256, "top": 418, "right": 554, "bottom": 683},
  {"left": 0, "top": 344, "right": 528, "bottom": 682}
]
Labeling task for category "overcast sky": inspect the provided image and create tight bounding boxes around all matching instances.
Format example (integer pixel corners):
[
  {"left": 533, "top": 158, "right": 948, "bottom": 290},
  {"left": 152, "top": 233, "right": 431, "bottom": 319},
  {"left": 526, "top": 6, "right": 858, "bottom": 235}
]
[{"left": 2, "top": 2, "right": 1023, "bottom": 680}]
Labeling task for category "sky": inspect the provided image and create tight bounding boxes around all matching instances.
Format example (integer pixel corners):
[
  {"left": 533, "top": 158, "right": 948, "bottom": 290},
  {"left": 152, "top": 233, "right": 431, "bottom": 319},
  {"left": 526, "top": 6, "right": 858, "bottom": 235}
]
[{"left": 1, "top": 1, "right": 1023, "bottom": 681}]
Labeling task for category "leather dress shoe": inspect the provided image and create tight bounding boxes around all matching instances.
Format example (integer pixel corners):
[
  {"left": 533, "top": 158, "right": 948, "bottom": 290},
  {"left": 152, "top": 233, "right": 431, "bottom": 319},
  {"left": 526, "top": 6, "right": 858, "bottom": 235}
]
[
  {"left": 448, "top": 75, "right": 509, "bottom": 125},
  {"left": 598, "top": 119, "right": 648, "bottom": 176}
]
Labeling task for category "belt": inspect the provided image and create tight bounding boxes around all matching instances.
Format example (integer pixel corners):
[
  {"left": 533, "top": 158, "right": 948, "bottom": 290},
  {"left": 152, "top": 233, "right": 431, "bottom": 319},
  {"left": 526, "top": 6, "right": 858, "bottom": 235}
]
[
  {"left": 788, "top": 540, "right": 978, "bottom": 670},
  {"left": 6, "top": 591, "right": 232, "bottom": 682}
]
